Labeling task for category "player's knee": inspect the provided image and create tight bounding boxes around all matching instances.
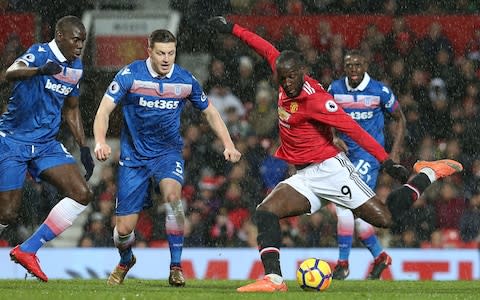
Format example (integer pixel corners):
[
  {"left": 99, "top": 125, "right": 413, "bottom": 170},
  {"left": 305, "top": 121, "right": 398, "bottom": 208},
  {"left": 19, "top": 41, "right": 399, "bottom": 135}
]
[
  {"left": 72, "top": 186, "right": 93, "bottom": 205},
  {"left": 376, "top": 213, "right": 393, "bottom": 228}
]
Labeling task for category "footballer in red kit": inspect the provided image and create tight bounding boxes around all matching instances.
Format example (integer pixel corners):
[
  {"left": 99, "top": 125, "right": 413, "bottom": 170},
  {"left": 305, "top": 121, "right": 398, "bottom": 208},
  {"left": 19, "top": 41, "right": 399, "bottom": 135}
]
[{"left": 208, "top": 16, "right": 463, "bottom": 292}]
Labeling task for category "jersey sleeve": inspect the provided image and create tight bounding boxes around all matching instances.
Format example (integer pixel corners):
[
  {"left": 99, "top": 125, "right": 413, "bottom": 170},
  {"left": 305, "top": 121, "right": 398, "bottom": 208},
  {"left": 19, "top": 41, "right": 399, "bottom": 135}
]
[
  {"left": 188, "top": 74, "right": 209, "bottom": 111},
  {"left": 380, "top": 84, "right": 399, "bottom": 114},
  {"left": 232, "top": 24, "right": 280, "bottom": 72},
  {"left": 309, "top": 96, "right": 389, "bottom": 162},
  {"left": 15, "top": 44, "right": 47, "bottom": 67},
  {"left": 104, "top": 66, "right": 132, "bottom": 104}
]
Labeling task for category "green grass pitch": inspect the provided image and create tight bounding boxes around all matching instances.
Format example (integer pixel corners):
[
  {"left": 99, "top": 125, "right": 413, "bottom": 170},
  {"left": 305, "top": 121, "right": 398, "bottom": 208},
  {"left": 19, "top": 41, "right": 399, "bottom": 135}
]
[{"left": 0, "top": 279, "right": 478, "bottom": 300}]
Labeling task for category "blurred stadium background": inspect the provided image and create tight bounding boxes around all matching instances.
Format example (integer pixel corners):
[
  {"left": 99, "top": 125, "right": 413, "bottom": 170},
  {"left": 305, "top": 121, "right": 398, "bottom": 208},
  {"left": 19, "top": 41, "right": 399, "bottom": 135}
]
[{"left": 1, "top": 0, "right": 480, "bottom": 281}]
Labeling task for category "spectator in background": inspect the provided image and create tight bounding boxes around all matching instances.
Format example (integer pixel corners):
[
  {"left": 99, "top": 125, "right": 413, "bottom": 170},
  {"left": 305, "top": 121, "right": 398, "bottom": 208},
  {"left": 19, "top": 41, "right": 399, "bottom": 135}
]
[
  {"left": 315, "top": 21, "right": 333, "bottom": 54},
  {"left": 232, "top": 55, "right": 256, "bottom": 107},
  {"left": 428, "top": 78, "right": 452, "bottom": 140},
  {"left": 464, "top": 26, "right": 480, "bottom": 62},
  {"left": 459, "top": 192, "right": 480, "bottom": 243},
  {"left": 248, "top": 88, "right": 278, "bottom": 139},
  {"left": 383, "top": 16, "right": 418, "bottom": 68},
  {"left": 207, "top": 79, "right": 246, "bottom": 122},
  {"left": 302, "top": 210, "right": 337, "bottom": 247},
  {"left": 184, "top": 208, "right": 209, "bottom": 247},
  {"left": 431, "top": 182, "right": 466, "bottom": 230},
  {"left": 0, "top": 33, "right": 24, "bottom": 113},
  {"left": 79, "top": 212, "right": 113, "bottom": 247},
  {"left": 204, "top": 58, "right": 229, "bottom": 93},
  {"left": 419, "top": 22, "right": 453, "bottom": 72}
]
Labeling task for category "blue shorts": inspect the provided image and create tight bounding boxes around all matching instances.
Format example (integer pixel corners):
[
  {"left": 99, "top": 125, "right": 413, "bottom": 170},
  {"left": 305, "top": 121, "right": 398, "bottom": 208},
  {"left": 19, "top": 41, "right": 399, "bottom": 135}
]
[
  {"left": 348, "top": 156, "right": 380, "bottom": 190},
  {"left": 116, "top": 152, "right": 184, "bottom": 216},
  {"left": 0, "top": 135, "right": 76, "bottom": 191}
]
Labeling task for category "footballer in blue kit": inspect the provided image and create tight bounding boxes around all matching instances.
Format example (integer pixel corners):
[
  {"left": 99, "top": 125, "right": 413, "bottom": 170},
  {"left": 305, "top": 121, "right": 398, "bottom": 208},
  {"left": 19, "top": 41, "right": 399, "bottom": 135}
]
[
  {"left": 93, "top": 29, "right": 241, "bottom": 286},
  {"left": 2, "top": 16, "right": 95, "bottom": 282},
  {"left": 327, "top": 50, "right": 406, "bottom": 280}
]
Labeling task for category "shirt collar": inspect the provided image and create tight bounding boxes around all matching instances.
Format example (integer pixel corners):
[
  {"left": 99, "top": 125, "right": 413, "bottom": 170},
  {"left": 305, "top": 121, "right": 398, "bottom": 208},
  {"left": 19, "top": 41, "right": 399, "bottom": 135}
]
[
  {"left": 146, "top": 57, "right": 174, "bottom": 78},
  {"left": 345, "top": 72, "right": 370, "bottom": 92},
  {"left": 48, "top": 39, "right": 67, "bottom": 63}
]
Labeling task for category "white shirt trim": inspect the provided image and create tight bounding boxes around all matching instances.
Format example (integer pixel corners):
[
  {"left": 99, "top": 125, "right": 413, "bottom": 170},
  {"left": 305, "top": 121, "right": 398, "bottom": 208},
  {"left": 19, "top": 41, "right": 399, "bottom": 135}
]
[
  {"left": 346, "top": 72, "right": 371, "bottom": 92},
  {"left": 146, "top": 57, "right": 174, "bottom": 79},
  {"left": 48, "top": 39, "right": 67, "bottom": 62}
]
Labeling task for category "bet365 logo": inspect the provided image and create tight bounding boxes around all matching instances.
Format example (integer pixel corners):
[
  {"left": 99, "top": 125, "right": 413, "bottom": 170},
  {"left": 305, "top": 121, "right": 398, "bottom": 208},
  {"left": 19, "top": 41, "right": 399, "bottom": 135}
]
[
  {"left": 45, "top": 79, "right": 73, "bottom": 95},
  {"left": 139, "top": 97, "right": 179, "bottom": 109}
]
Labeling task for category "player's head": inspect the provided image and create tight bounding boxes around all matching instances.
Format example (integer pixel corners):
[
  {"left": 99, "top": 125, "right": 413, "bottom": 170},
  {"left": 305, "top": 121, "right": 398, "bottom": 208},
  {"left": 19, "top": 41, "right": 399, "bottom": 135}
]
[
  {"left": 275, "top": 50, "right": 306, "bottom": 98},
  {"left": 54, "top": 15, "right": 86, "bottom": 62},
  {"left": 148, "top": 29, "right": 176, "bottom": 77},
  {"left": 344, "top": 50, "right": 368, "bottom": 88}
]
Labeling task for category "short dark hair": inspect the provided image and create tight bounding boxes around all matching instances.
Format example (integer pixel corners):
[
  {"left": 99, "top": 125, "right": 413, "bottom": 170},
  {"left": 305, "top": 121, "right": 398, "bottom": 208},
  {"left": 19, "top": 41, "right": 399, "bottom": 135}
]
[
  {"left": 276, "top": 50, "right": 304, "bottom": 67},
  {"left": 55, "top": 15, "right": 84, "bottom": 33},
  {"left": 344, "top": 49, "right": 365, "bottom": 59},
  {"left": 148, "top": 29, "right": 176, "bottom": 47}
]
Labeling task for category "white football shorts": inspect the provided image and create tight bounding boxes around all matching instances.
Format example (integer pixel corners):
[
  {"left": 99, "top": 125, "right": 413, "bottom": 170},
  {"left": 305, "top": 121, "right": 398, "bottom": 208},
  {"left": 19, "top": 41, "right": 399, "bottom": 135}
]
[{"left": 281, "top": 152, "right": 375, "bottom": 214}]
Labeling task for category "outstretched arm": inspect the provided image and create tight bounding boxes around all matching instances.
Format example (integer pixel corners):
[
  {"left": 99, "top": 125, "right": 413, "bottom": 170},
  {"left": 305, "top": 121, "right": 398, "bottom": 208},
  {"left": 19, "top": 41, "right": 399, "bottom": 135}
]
[
  {"left": 209, "top": 16, "right": 280, "bottom": 71},
  {"left": 388, "top": 106, "right": 406, "bottom": 163},
  {"left": 64, "top": 95, "right": 94, "bottom": 180},
  {"left": 202, "top": 103, "right": 241, "bottom": 163},
  {"left": 93, "top": 96, "right": 117, "bottom": 161},
  {"left": 5, "top": 61, "right": 62, "bottom": 81}
]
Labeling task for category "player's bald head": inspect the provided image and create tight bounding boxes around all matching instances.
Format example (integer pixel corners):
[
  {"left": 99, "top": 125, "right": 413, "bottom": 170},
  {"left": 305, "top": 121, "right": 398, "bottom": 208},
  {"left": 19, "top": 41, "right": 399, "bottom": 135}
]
[{"left": 55, "top": 15, "right": 85, "bottom": 34}]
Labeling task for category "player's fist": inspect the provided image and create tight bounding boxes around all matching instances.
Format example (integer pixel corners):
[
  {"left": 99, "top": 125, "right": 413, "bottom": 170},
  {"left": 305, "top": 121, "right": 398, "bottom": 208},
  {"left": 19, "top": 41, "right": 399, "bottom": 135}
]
[
  {"left": 94, "top": 142, "right": 111, "bottom": 162},
  {"left": 382, "top": 159, "right": 409, "bottom": 184},
  {"left": 37, "top": 61, "right": 62, "bottom": 75},
  {"left": 208, "top": 16, "right": 234, "bottom": 34},
  {"left": 224, "top": 147, "right": 241, "bottom": 163}
]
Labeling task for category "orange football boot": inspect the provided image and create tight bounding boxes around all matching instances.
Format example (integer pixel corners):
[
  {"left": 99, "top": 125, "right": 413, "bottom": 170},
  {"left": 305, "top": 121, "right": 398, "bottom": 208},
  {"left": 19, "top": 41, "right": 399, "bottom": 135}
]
[{"left": 237, "top": 276, "right": 288, "bottom": 292}]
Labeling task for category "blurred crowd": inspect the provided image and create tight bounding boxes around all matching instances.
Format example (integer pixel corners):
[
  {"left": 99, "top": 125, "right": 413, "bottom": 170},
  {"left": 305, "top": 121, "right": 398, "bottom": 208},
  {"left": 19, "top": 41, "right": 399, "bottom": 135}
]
[{"left": 1, "top": 1, "right": 480, "bottom": 250}]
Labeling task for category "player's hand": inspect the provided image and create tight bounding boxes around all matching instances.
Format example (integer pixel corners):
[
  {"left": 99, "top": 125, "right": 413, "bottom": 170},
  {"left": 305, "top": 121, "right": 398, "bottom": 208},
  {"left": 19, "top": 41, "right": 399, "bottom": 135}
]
[
  {"left": 333, "top": 136, "right": 348, "bottom": 153},
  {"left": 207, "top": 16, "right": 234, "bottom": 34},
  {"left": 224, "top": 147, "right": 241, "bottom": 163},
  {"left": 37, "top": 61, "right": 62, "bottom": 75},
  {"left": 382, "top": 159, "right": 409, "bottom": 184},
  {"left": 94, "top": 142, "right": 111, "bottom": 162},
  {"left": 80, "top": 146, "right": 95, "bottom": 181}
]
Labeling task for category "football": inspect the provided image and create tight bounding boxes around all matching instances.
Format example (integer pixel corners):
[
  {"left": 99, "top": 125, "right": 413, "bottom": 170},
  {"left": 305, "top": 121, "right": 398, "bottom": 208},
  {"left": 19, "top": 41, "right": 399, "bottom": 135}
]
[{"left": 296, "top": 258, "right": 333, "bottom": 291}]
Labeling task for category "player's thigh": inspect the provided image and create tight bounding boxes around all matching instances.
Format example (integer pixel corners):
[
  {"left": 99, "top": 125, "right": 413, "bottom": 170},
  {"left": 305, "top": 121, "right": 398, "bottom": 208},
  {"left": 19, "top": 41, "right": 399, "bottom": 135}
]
[
  {"left": 257, "top": 183, "right": 311, "bottom": 218},
  {"left": 117, "top": 164, "right": 151, "bottom": 216},
  {"left": 349, "top": 156, "right": 380, "bottom": 190},
  {"left": 0, "top": 137, "right": 28, "bottom": 192},
  {"left": 40, "top": 163, "right": 90, "bottom": 202},
  {"left": 152, "top": 153, "right": 184, "bottom": 202},
  {"left": 310, "top": 153, "right": 375, "bottom": 210}
]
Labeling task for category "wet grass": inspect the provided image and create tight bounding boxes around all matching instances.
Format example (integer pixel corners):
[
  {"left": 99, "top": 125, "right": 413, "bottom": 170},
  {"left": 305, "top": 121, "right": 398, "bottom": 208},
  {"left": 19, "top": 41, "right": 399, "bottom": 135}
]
[{"left": 0, "top": 279, "right": 477, "bottom": 300}]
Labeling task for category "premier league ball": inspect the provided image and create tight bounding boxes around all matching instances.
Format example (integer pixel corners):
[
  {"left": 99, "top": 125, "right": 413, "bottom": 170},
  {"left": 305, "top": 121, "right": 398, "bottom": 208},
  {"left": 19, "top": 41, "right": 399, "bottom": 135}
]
[{"left": 296, "top": 258, "right": 333, "bottom": 291}]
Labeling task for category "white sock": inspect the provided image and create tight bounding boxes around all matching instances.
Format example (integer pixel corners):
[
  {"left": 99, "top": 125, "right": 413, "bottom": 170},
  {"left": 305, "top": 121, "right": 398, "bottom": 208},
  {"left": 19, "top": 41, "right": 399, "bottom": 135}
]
[
  {"left": 266, "top": 273, "right": 283, "bottom": 284},
  {"left": 44, "top": 197, "right": 88, "bottom": 234},
  {"left": 113, "top": 226, "right": 135, "bottom": 250},
  {"left": 420, "top": 167, "right": 437, "bottom": 183}
]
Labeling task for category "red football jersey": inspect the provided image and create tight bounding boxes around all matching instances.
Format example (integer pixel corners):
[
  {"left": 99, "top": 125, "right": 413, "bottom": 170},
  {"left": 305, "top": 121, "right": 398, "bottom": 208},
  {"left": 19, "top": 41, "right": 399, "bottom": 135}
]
[{"left": 232, "top": 24, "right": 389, "bottom": 165}]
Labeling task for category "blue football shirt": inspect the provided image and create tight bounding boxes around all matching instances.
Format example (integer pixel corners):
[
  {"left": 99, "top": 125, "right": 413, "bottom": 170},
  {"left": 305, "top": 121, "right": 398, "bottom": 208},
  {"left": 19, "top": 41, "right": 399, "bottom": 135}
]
[
  {"left": 328, "top": 73, "right": 399, "bottom": 185},
  {"left": 0, "top": 40, "right": 82, "bottom": 144},
  {"left": 104, "top": 58, "right": 209, "bottom": 165}
]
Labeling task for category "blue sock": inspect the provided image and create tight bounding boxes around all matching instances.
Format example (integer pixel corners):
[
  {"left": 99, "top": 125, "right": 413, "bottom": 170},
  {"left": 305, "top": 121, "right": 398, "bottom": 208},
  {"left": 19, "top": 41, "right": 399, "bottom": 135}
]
[
  {"left": 362, "top": 235, "right": 383, "bottom": 258},
  {"left": 119, "top": 247, "right": 133, "bottom": 266},
  {"left": 20, "top": 224, "right": 56, "bottom": 253},
  {"left": 338, "top": 235, "right": 353, "bottom": 261},
  {"left": 167, "top": 234, "right": 184, "bottom": 268}
]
